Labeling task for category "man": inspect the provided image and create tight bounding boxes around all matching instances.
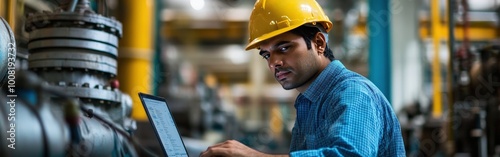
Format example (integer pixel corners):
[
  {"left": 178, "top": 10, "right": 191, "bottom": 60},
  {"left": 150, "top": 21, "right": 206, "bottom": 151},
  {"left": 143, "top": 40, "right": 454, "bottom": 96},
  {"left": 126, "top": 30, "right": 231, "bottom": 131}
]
[{"left": 200, "top": 0, "right": 405, "bottom": 156}]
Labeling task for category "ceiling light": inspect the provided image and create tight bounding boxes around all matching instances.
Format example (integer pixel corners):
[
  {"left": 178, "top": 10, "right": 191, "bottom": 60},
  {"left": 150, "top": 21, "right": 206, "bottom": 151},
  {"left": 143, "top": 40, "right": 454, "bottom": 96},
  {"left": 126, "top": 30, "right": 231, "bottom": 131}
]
[
  {"left": 225, "top": 45, "right": 248, "bottom": 64},
  {"left": 190, "top": 0, "right": 205, "bottom": 10}
]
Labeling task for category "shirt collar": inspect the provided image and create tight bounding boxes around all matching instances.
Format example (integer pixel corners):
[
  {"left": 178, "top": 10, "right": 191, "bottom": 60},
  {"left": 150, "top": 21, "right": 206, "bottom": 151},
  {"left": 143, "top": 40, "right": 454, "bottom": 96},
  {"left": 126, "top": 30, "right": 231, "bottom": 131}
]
[{"left": 300, "top": 60, "right": 345, "bottom": 102}]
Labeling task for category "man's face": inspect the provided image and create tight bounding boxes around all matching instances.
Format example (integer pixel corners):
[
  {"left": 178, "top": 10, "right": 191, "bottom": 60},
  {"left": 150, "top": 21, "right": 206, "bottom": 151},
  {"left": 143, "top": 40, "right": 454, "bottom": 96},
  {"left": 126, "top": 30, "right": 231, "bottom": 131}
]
[{"left": 258, "top": 32, "right": 322, "bottom": 90}]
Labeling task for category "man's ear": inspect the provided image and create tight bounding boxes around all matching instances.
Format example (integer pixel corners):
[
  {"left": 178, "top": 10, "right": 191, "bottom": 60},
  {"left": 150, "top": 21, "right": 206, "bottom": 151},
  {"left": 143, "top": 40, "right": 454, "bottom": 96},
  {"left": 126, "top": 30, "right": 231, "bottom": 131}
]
[{"left": 314, "top": 32, "right": 326, "bottom": 54}]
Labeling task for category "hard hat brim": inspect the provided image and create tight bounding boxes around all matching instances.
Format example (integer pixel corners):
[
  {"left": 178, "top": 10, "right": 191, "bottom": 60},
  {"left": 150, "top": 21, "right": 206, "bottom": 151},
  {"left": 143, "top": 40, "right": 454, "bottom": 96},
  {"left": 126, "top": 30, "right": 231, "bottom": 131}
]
[{"left": 245, "top": 21, "right": 332, "bottom": 51}]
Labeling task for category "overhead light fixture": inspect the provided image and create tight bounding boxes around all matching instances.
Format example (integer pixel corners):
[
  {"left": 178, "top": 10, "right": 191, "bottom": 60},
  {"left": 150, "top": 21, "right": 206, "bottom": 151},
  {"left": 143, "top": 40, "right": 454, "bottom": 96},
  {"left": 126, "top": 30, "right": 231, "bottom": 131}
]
[
  {"left": 190, "top": 0, "right": 205, "bottom": 10},
  {"left": 225, "top": 45, "right": 249, "bottom": 64}
]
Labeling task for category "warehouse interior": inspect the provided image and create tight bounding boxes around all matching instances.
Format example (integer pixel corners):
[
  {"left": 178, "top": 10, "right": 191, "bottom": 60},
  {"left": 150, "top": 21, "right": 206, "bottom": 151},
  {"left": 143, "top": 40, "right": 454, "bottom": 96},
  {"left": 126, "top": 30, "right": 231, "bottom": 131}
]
[{"left": 1, "top": 0, "right": 500, "bottom": 156}]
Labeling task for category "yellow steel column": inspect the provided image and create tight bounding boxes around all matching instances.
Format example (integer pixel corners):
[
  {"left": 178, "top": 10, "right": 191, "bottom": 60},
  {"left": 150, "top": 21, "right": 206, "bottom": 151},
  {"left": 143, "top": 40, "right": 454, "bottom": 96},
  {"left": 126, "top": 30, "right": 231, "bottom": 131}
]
[
  {"left": 117, "top": 0, "right": 154, "bottom": 121},
  {"left": 6, "top": 0, "right": 16, "bottom": 29},
  {"left": 1, "top": 0, "right": 4, "bottom": 18},
  {"left": 431, "top": 0, "right": 443, "bottom": 118}
]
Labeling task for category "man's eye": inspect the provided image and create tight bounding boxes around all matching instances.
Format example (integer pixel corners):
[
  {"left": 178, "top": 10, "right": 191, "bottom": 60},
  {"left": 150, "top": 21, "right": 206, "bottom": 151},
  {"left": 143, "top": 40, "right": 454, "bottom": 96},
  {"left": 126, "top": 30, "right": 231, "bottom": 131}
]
[
  {"left": 279, "top": 46, "right": 289, "bottom": 52},
  {"left": 262, "top": 54, "right": 270, "bottom": 60}
]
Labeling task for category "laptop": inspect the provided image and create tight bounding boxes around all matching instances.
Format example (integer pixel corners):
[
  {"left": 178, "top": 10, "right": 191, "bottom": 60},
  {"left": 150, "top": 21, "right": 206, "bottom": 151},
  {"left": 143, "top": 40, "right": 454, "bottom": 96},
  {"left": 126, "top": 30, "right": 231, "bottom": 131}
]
[{"left": 138, "top": 92, "right": 189, "bottom": 157}]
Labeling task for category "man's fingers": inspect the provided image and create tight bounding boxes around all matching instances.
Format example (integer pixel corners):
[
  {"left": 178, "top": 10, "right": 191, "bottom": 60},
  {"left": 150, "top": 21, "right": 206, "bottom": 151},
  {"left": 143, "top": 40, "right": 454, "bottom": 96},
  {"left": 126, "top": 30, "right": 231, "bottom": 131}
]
[
  {"left": 200, "top": 146, "right": 228, "bottom": 157},
  {"left": 201, "top": 142, "right": 225, "bottom": 156},
  {"left": 200, "top": 140, "right": 248, "bottom": 157},
  {"left": 207, "top": 140, "right": 236, "bottom": 150},
  {"left": 208, "top": 140, "right": 232, "bottom": 148}
]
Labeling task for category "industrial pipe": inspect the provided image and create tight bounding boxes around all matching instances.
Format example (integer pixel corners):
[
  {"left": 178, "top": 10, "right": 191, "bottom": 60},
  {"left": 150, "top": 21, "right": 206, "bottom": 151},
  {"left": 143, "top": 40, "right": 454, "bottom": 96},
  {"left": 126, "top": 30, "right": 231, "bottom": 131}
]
[
  {"left": 0, "top": 0, "right": 4, "bottom": 18},
  {"left": 431, "top": 0, "right": 443, "bottom": 118},
  {"left": 368, "top": 0, "right": 392, "bottom": 102},
  {"left": 468, "top": 0, "right": 500, "bottom": 11},
  {"left": 67, "top": 0, "right": 78, "bottom": 12},
  {"left": 117, "top": 0, "right": 154, "bottom": 121},
  {"left": 6, "top": 0, "right": 16, "bottom": 30},
  {"left": 447, "top": 0, "right": 456, "bottom": 154}
]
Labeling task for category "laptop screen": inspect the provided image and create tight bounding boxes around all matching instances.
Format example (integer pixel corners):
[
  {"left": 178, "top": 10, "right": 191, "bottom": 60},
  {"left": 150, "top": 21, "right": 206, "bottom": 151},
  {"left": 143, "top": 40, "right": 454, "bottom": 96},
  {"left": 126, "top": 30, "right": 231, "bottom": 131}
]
[{"left": 140, "top": 93, "right": 189, "bottom": 157}]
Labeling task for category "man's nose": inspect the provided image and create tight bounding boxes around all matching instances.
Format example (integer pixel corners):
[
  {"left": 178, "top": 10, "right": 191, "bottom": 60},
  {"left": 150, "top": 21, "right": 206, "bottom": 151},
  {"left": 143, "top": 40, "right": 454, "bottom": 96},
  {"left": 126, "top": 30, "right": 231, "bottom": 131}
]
[{"left": 269, "top": 55, "right": 283, "bottom": 69}]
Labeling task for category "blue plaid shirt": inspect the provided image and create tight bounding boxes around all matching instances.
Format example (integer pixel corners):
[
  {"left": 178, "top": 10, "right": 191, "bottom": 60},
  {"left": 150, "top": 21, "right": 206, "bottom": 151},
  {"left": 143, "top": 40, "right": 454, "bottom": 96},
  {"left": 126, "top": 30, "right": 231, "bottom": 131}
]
[{"left": 290, "top": 60, "right": 405, "bottom": 157}]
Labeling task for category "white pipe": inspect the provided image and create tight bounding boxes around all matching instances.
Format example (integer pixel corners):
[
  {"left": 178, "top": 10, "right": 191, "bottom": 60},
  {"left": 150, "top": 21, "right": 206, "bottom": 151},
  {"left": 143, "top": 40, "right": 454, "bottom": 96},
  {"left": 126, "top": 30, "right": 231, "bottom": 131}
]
[{"left": 468, "top": 0, "right": 500, "bottom": 11}]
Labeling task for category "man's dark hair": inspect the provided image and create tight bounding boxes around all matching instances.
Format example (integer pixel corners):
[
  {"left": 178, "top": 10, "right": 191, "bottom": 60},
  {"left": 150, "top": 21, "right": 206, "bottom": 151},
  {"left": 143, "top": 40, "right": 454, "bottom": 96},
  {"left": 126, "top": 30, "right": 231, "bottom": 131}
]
[{"left": 289, "top": 25, "right": 335, "bottom": 61}]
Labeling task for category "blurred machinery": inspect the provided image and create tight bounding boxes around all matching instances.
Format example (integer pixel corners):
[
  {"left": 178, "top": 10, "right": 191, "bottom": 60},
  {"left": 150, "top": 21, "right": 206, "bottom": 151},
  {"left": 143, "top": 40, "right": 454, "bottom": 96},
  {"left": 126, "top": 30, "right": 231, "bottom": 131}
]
[
  {"left": 446, "top": 0, "right": 500, "bottom": 156},
  {"left": 453, "top": 44, "right": 500, "bottom": 157},
  {"left": 399, "top": 0, "right": 500, "bottom": 156},
  {"left": 0, "top": 0, "right": 143, "bottom": 156}
]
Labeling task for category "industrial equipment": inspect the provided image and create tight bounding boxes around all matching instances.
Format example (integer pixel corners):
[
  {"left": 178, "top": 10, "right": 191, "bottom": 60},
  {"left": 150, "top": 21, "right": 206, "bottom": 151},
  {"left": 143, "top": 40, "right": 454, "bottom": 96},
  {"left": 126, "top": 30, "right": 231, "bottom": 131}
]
[
  {"left": 399, "top": 0, "right": 500, "bottom": 156},
  {"left": 0, "top": 0, "right": 144, "bottom": 156}
]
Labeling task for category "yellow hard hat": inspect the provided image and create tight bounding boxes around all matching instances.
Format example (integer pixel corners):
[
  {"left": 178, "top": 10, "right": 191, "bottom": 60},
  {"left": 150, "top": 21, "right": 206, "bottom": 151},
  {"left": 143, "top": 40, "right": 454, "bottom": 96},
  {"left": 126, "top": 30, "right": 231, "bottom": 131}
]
[{"left": 245, "top": 0, "right": 333, "bottom": 50}]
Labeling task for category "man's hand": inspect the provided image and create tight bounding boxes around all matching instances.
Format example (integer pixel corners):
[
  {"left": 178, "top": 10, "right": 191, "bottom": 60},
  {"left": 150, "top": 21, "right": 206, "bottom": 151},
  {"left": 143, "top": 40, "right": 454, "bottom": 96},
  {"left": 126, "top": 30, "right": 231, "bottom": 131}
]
[{"left": 200, "top": 140, "right": 274, "bottom": 157}]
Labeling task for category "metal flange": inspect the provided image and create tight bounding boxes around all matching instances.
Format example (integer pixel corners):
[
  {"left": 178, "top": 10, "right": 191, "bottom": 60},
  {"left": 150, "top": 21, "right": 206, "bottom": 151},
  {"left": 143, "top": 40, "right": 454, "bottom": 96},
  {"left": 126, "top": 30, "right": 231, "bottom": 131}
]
[
  {"left": 29, "top": 27, "right": 118, "bottom": 48},
  {"left": 25, "top": 11, "right": 122, "bottom": 38},
  {"left": 28, "top": 39, "right": 117, "bottom": 57},
  {"left": 51, "top": 86, "right": 122, "bottom": 103}
]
